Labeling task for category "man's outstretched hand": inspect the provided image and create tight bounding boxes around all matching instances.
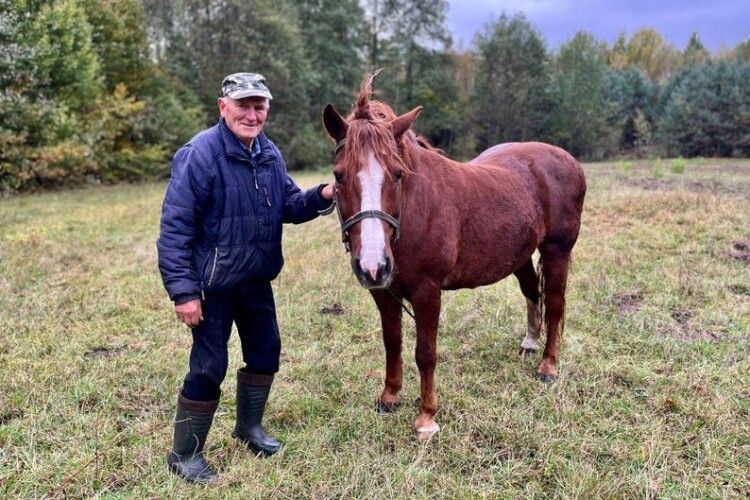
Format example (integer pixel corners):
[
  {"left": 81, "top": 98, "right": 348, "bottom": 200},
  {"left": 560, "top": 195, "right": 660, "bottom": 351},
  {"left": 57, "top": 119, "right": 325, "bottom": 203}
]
[
  {"left": 175, "top": 299, "right": 203, "bottom": 328},
  {"left": 321, "top": 183, "right": 334, "bottom": 200}
]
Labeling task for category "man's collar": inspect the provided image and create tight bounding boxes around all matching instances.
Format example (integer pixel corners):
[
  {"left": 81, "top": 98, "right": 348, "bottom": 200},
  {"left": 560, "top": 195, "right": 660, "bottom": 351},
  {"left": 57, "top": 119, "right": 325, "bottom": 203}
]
[{"left": 249, "top": 136, "right": 261, "bottom": 158}]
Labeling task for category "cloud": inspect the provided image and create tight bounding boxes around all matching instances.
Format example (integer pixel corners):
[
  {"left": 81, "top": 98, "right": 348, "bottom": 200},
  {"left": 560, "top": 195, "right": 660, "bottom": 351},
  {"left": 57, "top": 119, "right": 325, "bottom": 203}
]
[{"left": 446, "top": 0, "right": 750, "bottom": 51}]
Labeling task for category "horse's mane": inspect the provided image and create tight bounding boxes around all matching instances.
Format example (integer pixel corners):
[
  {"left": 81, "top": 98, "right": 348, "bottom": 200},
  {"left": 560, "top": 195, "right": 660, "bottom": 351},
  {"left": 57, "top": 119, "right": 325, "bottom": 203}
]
[
  {"left": 341, "top": 74, "right": 437, "bottom": 178},
  {"left": 416, "top": 136, "right": 443, "bottom": 154}
]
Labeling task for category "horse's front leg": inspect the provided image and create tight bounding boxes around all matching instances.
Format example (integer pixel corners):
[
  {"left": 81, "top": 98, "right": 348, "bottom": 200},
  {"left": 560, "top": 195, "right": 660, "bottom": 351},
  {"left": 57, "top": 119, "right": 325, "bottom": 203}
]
[
  {"left": 371, "top": 290, "right": 403, "bottom": 412},
  {"left": 411, "top": 282, "right": 442, "bottom": 439}
]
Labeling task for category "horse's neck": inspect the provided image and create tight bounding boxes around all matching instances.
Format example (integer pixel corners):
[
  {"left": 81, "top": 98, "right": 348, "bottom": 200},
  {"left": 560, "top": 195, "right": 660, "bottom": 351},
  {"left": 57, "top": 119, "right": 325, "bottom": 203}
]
[
  {"left": 407, "top": 147, "right": 464, "bottom": 192},
  {"left": 402, "top": 148, "right": 458, "bottom": 215}
]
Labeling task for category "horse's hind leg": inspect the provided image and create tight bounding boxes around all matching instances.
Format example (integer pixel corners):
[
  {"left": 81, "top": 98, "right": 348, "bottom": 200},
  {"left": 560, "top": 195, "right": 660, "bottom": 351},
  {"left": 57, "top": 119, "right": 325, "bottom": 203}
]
[
  {"left": 514, "top": 258, "right": 542, "bottom": 356},
  {"left": 537, "top": 244, "right": 573, "bottom": 383}
]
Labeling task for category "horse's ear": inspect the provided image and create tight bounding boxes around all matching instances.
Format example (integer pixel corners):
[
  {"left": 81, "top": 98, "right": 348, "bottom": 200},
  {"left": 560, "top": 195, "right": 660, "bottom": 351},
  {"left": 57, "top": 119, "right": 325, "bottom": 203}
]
[
  {"left": 323, "top": 104, "right": 347, "bottom": 141},
  {"left": 390, "top": 106, "right": 422, "bottom": 140}
]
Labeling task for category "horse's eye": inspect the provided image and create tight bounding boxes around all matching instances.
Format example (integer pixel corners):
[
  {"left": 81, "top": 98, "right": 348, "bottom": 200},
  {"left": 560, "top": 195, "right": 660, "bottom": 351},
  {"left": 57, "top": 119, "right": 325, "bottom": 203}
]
[
  {"left": 334, "top": 171, "right": 344, "bottom": 184},
  {"left": 395, "top": 170, "right": 403, "bottom": 181}
]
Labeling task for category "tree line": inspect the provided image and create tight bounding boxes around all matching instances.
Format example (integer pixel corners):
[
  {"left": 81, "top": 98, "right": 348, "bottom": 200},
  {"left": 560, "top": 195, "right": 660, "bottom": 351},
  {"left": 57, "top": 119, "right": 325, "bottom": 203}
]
[{"left": 1, "top": 0, "right": 748, "bottom": 194}]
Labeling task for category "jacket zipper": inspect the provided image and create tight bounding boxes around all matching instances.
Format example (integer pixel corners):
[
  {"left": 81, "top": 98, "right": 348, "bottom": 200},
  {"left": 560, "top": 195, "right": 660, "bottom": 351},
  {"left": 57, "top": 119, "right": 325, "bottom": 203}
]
[
  {"left": 207, "top": 247, "right": 219, "bottom": 287},
  {"left": 252, "top": 166, "right": 271, "bottom": 208}
]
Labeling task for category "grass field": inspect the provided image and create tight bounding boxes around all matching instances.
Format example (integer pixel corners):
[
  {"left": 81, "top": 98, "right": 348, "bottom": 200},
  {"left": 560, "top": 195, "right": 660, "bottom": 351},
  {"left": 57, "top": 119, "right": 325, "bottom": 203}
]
[{"left": 1, "top": 158, "right": 749, "bottom": 498}]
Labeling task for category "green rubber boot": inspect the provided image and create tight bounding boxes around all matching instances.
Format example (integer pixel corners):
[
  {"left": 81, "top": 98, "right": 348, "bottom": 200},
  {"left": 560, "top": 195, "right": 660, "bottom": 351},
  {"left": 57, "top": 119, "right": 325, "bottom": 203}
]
[
  {"left": 232, "top": 370, "right": 282, "bottom": 456},
  {"left": 167, "top": 394, "right": 219, "bottom": 484}
]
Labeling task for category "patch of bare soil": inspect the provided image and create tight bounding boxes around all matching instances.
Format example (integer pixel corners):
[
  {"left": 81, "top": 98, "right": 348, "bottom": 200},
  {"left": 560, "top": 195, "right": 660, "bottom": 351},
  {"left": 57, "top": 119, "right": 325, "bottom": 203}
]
[
  {"left": 612, "top": 289, "right": 642, "bottom": 314},
  {"left": 671, "top": 326, "right": 722, "bottom": 343},
  {"left": 0, "top": 408, "right": 23, "bottom": 425},
  {"left": 83, "top": 342, "right": 145, "bottom": 360},
  {"left": 670, "top": 309, "right": 694, "bottom": 324},
  {"left": 726, "top": 239, "right": 750, "bottom": 264},
  {"left": 320, "top": 303, "right": 344, "bottom": 315},
  {"left": 84, "top": 346, "right": 125, "bottom": 359},
  {"left": 664, "top": 308, "right": 722, "bottom": 343},
  {"left": 728, "top": 283, "right": 750, "bottom": 296}
]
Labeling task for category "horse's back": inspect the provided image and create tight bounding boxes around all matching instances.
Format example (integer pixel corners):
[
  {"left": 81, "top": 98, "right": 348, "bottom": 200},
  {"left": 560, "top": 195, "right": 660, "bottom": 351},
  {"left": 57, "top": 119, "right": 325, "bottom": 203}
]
[
  {"left": 468, "top": 142, "right": 522, "bottom": 164},
  {"left": 472, "top": 142, "right": 587, "bottom": 248}
]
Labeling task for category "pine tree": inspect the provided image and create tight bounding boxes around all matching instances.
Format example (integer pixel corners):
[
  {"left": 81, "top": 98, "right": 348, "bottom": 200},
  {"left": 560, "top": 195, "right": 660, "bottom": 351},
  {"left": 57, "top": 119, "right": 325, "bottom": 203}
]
[
  {"left": 659, "top": 60, "right": 750, "bottom": 156},
  {"left": 547, "top": 32, "right": 612, "bottom": 159},
  {"left": 632, "top": 108, "right": 652, "bottom": 150},
  {"left": 684, "top": 32, "right": 709, "bottom": 67},
  {"left": 296, "top": 0, "right": 367, "bottom": 113},
  {"left": 607, "top": 66, "right": 655, "bottom": 150},
  {"left": 472, "top": 13, "right": 550, "bottom": 150}
]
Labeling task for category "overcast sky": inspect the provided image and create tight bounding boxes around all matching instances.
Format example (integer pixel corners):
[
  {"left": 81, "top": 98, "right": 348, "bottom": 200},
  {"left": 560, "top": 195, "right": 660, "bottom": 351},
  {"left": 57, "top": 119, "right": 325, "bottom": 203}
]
[{"left": 446, "top": 0, "right": 749, "bottom": 52}]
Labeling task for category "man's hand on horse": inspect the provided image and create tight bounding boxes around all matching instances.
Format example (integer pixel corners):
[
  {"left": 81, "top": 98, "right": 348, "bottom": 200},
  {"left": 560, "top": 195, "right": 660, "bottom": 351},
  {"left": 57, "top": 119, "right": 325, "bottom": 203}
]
[
  {"left": 175, "top": 299, "right": 203, "bottom": 328},
  {"left": 321, "top": 183, "right": 334, "bottom": 200}
]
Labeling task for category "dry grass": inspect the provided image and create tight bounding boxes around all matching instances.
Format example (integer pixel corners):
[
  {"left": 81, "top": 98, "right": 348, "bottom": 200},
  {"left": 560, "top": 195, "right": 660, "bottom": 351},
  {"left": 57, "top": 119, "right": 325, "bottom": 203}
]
[{"left": 1, "top": 158, "right": 749, "bottom": 498}]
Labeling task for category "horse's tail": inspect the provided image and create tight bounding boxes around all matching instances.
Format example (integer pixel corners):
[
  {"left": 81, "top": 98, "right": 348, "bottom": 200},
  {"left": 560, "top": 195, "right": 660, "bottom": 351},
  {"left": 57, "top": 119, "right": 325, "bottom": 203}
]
[{"left": 536, "top": 254, "right": 547, "bottom": 335}]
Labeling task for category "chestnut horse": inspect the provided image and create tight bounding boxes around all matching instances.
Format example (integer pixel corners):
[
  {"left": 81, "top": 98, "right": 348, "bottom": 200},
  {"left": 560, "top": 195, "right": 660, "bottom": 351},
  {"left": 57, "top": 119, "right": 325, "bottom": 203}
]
[{"left": 322, "top": 78, "right": 586, "bottom": 438}]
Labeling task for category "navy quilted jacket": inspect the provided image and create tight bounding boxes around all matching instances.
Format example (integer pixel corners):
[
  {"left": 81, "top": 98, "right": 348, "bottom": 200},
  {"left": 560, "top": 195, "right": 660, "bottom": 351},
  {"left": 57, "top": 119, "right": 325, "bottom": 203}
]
[{"left": 157, "top": 119, "right": 331, "bottom": 302}]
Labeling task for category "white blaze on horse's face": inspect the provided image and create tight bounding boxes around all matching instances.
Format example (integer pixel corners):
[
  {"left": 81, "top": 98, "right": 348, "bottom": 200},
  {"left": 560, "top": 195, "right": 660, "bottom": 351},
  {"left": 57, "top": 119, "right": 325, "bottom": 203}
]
[{"left": 357, "top": 150, "right": 387, "bottom": 280}]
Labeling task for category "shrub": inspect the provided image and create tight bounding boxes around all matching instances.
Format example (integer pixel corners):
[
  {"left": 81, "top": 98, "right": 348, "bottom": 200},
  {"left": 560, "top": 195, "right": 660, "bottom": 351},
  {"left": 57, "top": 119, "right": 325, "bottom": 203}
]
[{"left": 670, "top": 157, "right": 686, "bottom": 174}]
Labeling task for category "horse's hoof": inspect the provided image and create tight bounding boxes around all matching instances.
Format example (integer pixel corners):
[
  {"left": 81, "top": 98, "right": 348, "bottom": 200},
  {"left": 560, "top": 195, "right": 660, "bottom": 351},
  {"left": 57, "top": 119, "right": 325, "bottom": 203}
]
[
  {"left": 375, "top": 399, "right": 401, "bottom": 413},
  {"left": 518, "top": 347, "right": 538, "bottom": 357},
  {"left": 537, "top": 372, "right": 557, "bottom": 384},
  {"left": 415, "top": 422, "right": 440, "bottom": 440}
]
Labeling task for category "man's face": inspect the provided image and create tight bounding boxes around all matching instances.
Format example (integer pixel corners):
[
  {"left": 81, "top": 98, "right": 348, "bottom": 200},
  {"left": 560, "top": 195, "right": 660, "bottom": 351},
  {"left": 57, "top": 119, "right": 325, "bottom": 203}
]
[{"left": 218, "top": 96, "right": 269, "bottom": 146}]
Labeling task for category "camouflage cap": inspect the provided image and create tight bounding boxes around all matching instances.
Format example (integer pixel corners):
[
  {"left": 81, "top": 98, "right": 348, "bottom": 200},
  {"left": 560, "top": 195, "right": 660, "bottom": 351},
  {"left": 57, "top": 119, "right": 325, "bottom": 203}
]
[{"left": 221, "top": 72, "right": 273, "bottom": 100}]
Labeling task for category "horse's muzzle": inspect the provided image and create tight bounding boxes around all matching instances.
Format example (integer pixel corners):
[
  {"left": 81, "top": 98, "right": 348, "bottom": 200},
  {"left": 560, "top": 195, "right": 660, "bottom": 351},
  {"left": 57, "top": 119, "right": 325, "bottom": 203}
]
[{"left": 352, "top": 255, "right": 393, "bottom": 289}]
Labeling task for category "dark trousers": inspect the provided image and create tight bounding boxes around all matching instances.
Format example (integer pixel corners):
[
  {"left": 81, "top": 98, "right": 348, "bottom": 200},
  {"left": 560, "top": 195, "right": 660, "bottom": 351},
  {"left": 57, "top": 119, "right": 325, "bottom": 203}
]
[{"left": 181, "top": 281, "right": 280, "bottom": 402}]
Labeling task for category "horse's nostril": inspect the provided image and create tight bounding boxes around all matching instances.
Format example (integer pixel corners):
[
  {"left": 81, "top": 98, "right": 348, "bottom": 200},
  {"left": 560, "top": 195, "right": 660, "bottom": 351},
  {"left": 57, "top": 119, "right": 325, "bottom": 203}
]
[{"left": 354, "top": 255, "right": 393, "bottom": 287}]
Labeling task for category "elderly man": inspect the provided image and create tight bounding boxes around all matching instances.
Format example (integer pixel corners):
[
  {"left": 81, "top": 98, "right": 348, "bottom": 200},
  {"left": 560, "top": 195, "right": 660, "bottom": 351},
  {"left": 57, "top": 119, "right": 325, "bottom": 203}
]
[{"left": 157, "top": 72, "right": 334, "bottom": 483}]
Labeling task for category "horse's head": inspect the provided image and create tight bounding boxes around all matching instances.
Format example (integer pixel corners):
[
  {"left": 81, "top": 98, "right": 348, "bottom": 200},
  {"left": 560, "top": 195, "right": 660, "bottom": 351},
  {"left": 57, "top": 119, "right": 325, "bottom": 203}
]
[{"left": 322, "top": 76, "right": 421, "bottom": 289}]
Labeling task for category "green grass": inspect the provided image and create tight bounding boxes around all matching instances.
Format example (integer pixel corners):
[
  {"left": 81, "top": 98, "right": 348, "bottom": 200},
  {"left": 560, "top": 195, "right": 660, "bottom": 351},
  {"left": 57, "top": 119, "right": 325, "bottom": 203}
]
[
  {"left": 652, "top": 158, "right": 665, "bottom": 179},
  {"left": 1, "top": 158, "right": 749, "bottom": 498}
]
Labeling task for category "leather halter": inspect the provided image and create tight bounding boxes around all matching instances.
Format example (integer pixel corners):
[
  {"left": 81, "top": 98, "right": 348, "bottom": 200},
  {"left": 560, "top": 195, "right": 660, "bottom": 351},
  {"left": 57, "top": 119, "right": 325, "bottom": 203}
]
[
  {"left": 329, "top": 139, "right": 402, "bottom": 253},
  {"left": 324, "top": 138, "right": 415, "bottom": 320}
]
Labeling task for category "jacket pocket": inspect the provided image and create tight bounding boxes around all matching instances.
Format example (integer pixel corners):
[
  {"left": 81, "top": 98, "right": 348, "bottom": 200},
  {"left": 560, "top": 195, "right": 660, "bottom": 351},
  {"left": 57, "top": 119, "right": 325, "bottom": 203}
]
[
  {"left": 205, "top": 246, "right": 226, "bottom": 289},
  {"left": 257, "top": 242, "right": 284, "bottom": 281}
]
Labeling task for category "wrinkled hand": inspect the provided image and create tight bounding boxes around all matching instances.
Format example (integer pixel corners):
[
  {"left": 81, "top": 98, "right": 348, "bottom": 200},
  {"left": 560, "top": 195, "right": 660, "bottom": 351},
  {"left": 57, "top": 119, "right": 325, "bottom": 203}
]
[
  {"left": 175, "top": 299, "right": 203, "bottom": 328},
  {"left": 321, "top": 183, "right": 334, "bottom": 200}
]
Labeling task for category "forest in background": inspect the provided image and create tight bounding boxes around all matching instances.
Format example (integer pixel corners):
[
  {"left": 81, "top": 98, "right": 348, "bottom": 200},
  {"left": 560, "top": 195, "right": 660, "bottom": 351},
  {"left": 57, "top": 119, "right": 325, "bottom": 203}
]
[{"left": 1, "top": 0, "right": 749, "bottom": 194}]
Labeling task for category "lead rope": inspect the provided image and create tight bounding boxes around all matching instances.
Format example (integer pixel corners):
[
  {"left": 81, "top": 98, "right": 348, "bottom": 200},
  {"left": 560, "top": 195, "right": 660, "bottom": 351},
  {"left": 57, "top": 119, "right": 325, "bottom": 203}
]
[{"left": 386, "top": 287, "right": 415, "bottom": 320}]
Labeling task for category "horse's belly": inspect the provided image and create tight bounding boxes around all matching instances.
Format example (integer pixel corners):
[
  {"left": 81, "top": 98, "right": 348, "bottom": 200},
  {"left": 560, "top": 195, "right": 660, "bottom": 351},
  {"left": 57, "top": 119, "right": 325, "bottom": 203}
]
[
  {"left": 441, "top": 244, "right": 534, "bottom": 290},
  {"left": 441, "top": 268, "right": 513, "bottom": 290}
]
